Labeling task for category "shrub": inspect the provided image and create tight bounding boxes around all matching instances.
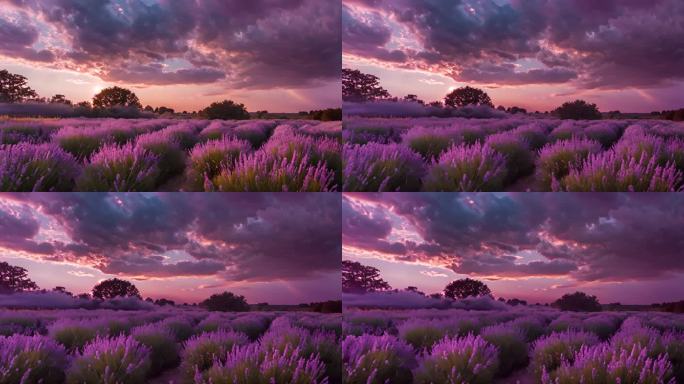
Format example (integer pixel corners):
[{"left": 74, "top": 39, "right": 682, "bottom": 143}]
[
  {"left": 422, "top": 142, "right": 507, "bottom": 191},
  {"left": 187, "top": 136, "right": 252, "bottom": 190},
  {"left": 131, "top": 323, "right": 180, "bottom": 376},
  {"left": 509, "top": 316, "right": 546, "bottom": 342},
  {"left": 180, "top": 329, "right": 249, "bottom": 381},
  {"left": 65, "top": 335, "right": 151, "bottom": 384},
  {"left": 414, "top": 334, "right": 499, "bottom": 384},
  {"left": 0, "top": 334, "right": 68, "bottom": 384},
  {"left": 584, "top": 123, "right": 621, "bottom": 148},
  {"left": 343, "top": 142, "right": 425, "bottom": 191},
  {"left": 134, "top": 130, "right": 186, "bottom": 184},
  {"left": 52, "top": 126, "right": 108, "bottom": 159},
  {"left": 199, "top": 344, "right": 327, "bottom": 384},
  {"left": 343, "top": 334, "right": 415, "bottom": 384},
  {"left": 531, "top": 330, "right": 600, "bottom": 379},
  {"left": 553, "top": 100, "right": 602, "bottom": 120},
  {"left": 401, "top": 126, "right": 462, "bottom": 160},
  {"left": 536, "top": 138, "right": 602, "bottom": 191},
  {"left": 160, "top": 317, "right": 194, "bottom": 342},
  {"left": 397, "top": 319, "right": 451, "bottom": 351},
  {"left": 200, "top": 291, "right": 250, "bottom": 312},
  {"left": 0, "top": 143, "right": 80, "bottom": 191},
  {"left": 485, "top": 131, "right": 535, "bottom": 183},
  {"left": 558, "top": 150, "right": 682, "bottom": 192},
  {"left": 480, "top": 323, "right": 529, "bottom": 376},
  {"left": 511, "top": 123, "right": 548, "bottom": 150},
  {"left": 48, "top": 319, "right": 99, "bottom": 352},
  {"left": 75, "top": 142, "right": 160, "bottom": 191},
  {"left": 212, "top": 151, "right": 335, "bottom": 192}
]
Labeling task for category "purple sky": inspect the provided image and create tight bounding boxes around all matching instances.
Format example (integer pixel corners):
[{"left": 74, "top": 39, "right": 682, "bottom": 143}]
[
  {"left": 343, "top": 0, "right": 684, "bottom": 112},
  {"left": 343, "top": 193, "right": 684, "bottom": 305},
  {"left": 0, "top": 193, "right": 341, "bottom": 304},
  {"left": 0, "top": 0, "right": 341, "bottom": 112}
]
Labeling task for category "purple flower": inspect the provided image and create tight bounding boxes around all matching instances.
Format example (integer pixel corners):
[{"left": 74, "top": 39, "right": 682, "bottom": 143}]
[
  {"left": 76, "top": 142, "right": 160, "bottom": 191},
  {"left": 180, "top": 329, "right": 250, "bottom": 380},
  {"left": 537, "top": 137, "right": 602, "bottom": 191},
  {"left": 343, "top": 142, "right": 425, "bottom": 191},
  {"left": 343, "top": 333, "right": 416, "bottom": 384},
  {"left": 1, "top": 143, "right": 80, "bottom": 191},
  {"left": 422, "top": 142, "right": 508, "bottom": 191},
  {"left": 0, "top": 334, "right": 68, "bottom": 384},
  {"left": 414, "top": 334, "right": 499, "bottom": 384},
  {"left": 66, "top": 335, "right": 151, "bottom": 384},
  {"left": 531, "top": 330, "right": 600, "bottom": 379}
]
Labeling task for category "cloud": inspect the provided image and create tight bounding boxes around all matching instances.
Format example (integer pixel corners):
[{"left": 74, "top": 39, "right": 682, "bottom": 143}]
[
  {"left": 0, "top": 193, "right": 341, "bottom": 282},
  {"left": 0, "top": 0, "right": 340, "bottom": 88},
  {"left": 420, "top": 270, "right": 449, "bottom": 278},
  {"left": 343, "top": 193, "right": 684, "bottom": 283},
  {"left": 343, "top": 0, "right": 684, "bottom": 89}
]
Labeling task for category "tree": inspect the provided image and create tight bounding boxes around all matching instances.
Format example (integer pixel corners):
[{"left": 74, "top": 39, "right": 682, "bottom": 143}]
[
  {"left": 552, "top": 291, "right": 602, "bottom": 312},
  {"left": 342, "top": 68, "right": 391, "bottom": 102},
  {"left": 92, "top": 86, "right": 142, "bottom": 109},
  {"left": 342, "top": 260, "right": 391, "bottom": 293},
  {"left": 444, "top": 86, "right": 493, "bottom": 108},
  {"left": 200, "top": 291, "right": 250, "bottom": 312},
  {"left": 0, "top": 262, "right": 39, "bottom": 293},
  {"left": 154, "top": 298, "right": 175, "bottom": 306},
  {"left": 155, "top": 106, "right": 175, "bottom": 114},
  {"left": 404, "top": 94, "right": 424, "bottom": 104},
  {"left": 200, "top": 100, "right": 250, "bottom": 120},
  {"left": 553, "top": 100, "right": 602, "bottom": 120},
  {"left": 0, "top": 69, "right": 38, "bottom": 103},
  {"left": 405, "top": 286, "right": 425, "bottom": 296},
  {"left": 92, "top": 278, "right": 141, "bottom": 300},
  {"left": 49, "top": 94, "right": 72, "bottom": 105},
  {"left": 53, "top": 286, "right": 73, "bottom": 296},
  {"left": 443, "top": 278, "right": 491, "bottom": 300}
]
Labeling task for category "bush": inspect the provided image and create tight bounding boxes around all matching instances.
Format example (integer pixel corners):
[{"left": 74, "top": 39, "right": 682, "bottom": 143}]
[
  {"left": 343, "top": 142, "right": 425, "bottom": 191},
  {"left": 401, "top": 126, "right": 462, "bottom": 160},
  {"left": 0, "top": 143, "right": 80, "bottom": 191},
  {"left": 48, "top": 320, "right": 99, "bottom": 352},
  {"left": 422, "top": 142, "right": 507, "bottom": 191},
  {"left": 553, "top": 100, "right": 602, "bottom": 120},
  {"left": 0, "top": 334, "right": 68, "bottom": 384},
  {"left": 76, "top": 143, "right": 160, "bottom": 191},
  {"left": 180, "top": 329, "right": 249, "bottom": 381},
  {"left": 397, "top": 319, "right": 451, "bottom": 352},
  {"left": 200, "top": 100, "right": 250, "bottom": 120},
  {"left": 552, "top": 292, "right": 602, "bottom": 312},
  {"left": 131, "top": 324, "right": 180, "bottom": 376},
  {"left": 66, "top": 335, "right": 151, "bottom": 384},
  {"left": 414, "top": 334, "right": 499, "bottom": 384},
  {"left": 212, "top": 151, "right": 335, "bottom": 192},
  {"left": 536, "top": 138, "right": 602, "bottom": 191},
  {"left": 52, "top": 126, "right": 108, "bottom": 160},
  {"left": 531, "top": 330, "right": 600, "bottom": 379},
  {"left": 480, "top": 324, "right": 529, "bottom": 376},
  {"left": 134, "top": 130, "right": 186, "bottom": 184},
  {"left": 485, "top": 131, "right": 534, "bottom": 183},
  {"left": 343, "top": 334, "right": 415, "bottom": 384},
  {"left": 200, "top": 291, "right": 250, "bottom": 312},
  {"left": 187, "top": 136, "right": 252, "bottom": 190}
]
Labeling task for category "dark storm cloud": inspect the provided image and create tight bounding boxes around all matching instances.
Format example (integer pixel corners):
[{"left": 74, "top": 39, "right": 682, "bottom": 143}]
[
  {"left": 0, "top": 193, "right": 341, "bottom": 281},
  {"left": 0, "top": 14, "right": 54, "bottom": 62},
  {"left": 0, "top": 0, "right": 340, "bottom": 88},
  {"left": 343, "top": 193, "right": 684, "bottom": 282},
  {"left": 343, "top": 0, "right": 684, "bottom": 89}
]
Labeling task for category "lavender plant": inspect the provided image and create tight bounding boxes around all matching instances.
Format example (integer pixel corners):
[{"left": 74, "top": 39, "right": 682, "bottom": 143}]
[
  {"left": 0, "top": 143, "right": 80, "bottom": 191},
  {"left": 343, "top": 334, "right": 416, "bottom": 384},
  {"left": 0, "top": 334, "right": 68, "bottom": 384},
  {"left": 536, "top": 137, "right": 602, "bottom": 191},
  {"left": 413, "top": 334, "right": 499, "bottom": 384},
  {"left": 531, "top": 330, "right": 600, "bottom": 379},
  {"left": 65, "top": 335, "right": 151, "bottom": 384},
  {"left": 48, "top": 319, "right": 99, "bottom": 352},
  {"left": 343, "top": 142, "right": 425, "bottom": 191},
  {"left": 480, "top": 323, "right": 529, "bottom": 376},
  {"left": 422, "top": 142, "right": 508, "bottom": 191},
  {"left": 187, "top": 136, "right": 252, "bottom": 191},
  {"left": 131, "top": 323, "right": 180, "bottom": 376},
  {"left": 75, "top": 142, "right": 160, "bottom": 191},
  {"left": 180, "top": 329, "right": 250, "bottom": 381}
]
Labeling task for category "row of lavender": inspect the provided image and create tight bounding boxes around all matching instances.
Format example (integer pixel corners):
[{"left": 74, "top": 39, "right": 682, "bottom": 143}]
[
  {"left": 343, "top": 117, "right": 684, "bottom": 191},
  {"left": 343, "top": 308, "right": 684, "bottom": 383},
  {"left": 0, "top": 309, "right": 341, "bottom": 383},
  {"left": 0, "top": 118, "right": 341, "bottom": 192}
]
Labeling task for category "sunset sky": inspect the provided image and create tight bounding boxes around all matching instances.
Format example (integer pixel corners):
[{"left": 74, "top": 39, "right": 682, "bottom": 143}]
[
  {"left": 0, "top": 0, "right": 341, "bottom": 112},
  {"left": 343, "top": 193, "right": 684, "bottom": 305},
  {"left": 343, "top": 0, "right": 684, "bottom": 113},
  {"left": 0, "top": 193, "right": 341, "bottom": 304}
]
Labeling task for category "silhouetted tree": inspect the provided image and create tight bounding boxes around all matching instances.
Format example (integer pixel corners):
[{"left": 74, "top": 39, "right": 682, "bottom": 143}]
[
  {"left": 154, "top": 298, "right": 175, "bottom": 306},
  {"left": 76, "top": 293, "right": 91, "bottom": 300},
  {"left": 92, "top": 86, "right": 142, "bottom": 109},
  {"left": 255, "top": 110, "right": 269, "bottom": 118},
  {"left": 155, "top": 106, "right": 175, "bottom": 114},
  {"left": 309, "top": 300, "right": 342, "bottom": 313},
  {"left": 92, "top": 278, "right": 141, "bottom": 300},
  {"left": 429, "top": 293, "right": 442, "bottom": 299},
  {"left": 0, "top": 69, "right": 38, "bottom": 103},
  {"left": 342, "top": 260, "right": 391, "bottom": 293},
  {"left": 552, "top": 291, "right": 602, "bottom": 312},
  {"left": 309, "top": 108, "right": 342, "bottom": 121},
  {"left": 53, "top": 286, "right": 73, "bottom": 296},
  {"left": 443, "top": 278, "right": 491, "bottom": 300},
  {"left": 144, "top": 105, "right": 154, "bottom": 112},
  {"left": 444, "top": 86, "right": 493, "bottom": 108},
  {"left": 49, "top": 94, "right": 72, "bottom": 105},
  {"left": 200, "top": 100, "right": 250, "bottom": 120},
  {"left": 404, "top": 94, "right": 424, "bottom": 104},
  {"left": 76, "top": 101, "right": 91, "bottom": 109},
  {"left": 507, "top": 106, "right": 527, "bottom": 114},
  {"left": 663, "top": 108, "right": 684, "bottom": 121},
  {"left": 405, "top": 286, "right": 425, "bottom": 296},
  {"left": 0, "top": 262, "right": 39, "bottom": 293},
  {"left": 200, "top": 291, "right": 250, "bottom": 312},
  {"left": 342, "top": 68, "right": 390, "bottom": 102},
  {"left": 553, "top": 100, "right": 602, "bottom": 120}
]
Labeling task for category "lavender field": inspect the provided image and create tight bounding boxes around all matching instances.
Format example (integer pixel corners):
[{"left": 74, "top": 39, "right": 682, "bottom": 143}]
[
  {"left": 0, "top": 118, "right": 341, "bottom": 192},
  {"left": 343, "top": 117, "right": 684, "bottom": 192},
  {"left": 0, "top": 308, "right": 341, "bottom": 384},
  {"left": 342, "top": 307, "right": 684, "bottom": 384}
]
